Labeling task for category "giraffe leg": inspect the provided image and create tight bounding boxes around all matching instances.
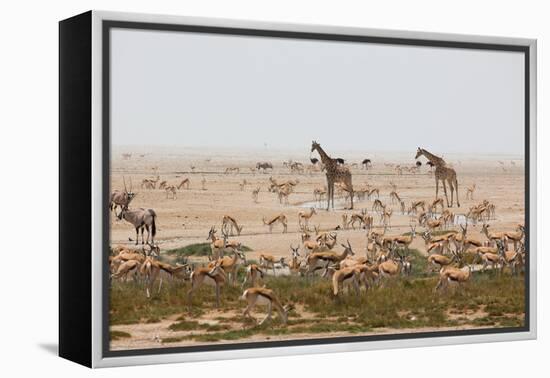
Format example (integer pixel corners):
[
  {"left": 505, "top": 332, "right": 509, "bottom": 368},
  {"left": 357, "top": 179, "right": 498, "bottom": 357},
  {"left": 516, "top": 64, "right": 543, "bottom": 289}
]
[
  {"left": 455, "top": 178, "right": 460, "bottom": 207},
  {"left": 442, "top": 180, "right": 450, "bottom": 207},
  {"left": 326, "top": 182, "right": 332, "bottom": 211},
  {"left": 448, "top": 179, "right": 454, "bottom": 207},
  {"left": 435, "top": 177, "right": 439, "bottom": 201}
]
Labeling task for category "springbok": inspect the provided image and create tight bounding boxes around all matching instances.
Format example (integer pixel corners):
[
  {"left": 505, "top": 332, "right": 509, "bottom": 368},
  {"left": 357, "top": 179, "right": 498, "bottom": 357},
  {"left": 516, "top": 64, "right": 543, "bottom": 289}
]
[
  {"left": 187, "top": 260, "right": 226, "bottom": 309},
  {"left": 118, "top": 205, "right": 157, "bottom": 245},
  {"left": 434, "top": 265, "right": 472, "bottom": 292},
  {"left": 305, "top": 240, "right": 354, "bottom": 276},
  {"left": 164, "top": 185, "right": 177, "bottom": 199},
  {"left": 466, "top": 184, "right": 476, "bottom": 200},
  {"left": 252, "top": 187, "right": 260, "bottom": 203},
  {"left": 241, "top": 287, "right": 293, "bottom": 325},
  {"left": 258, "top": 253, "right": 287, "bottom": 275},
  {"left": 177, "top": 178, "right": 190, "bottom": 190},
  {"left": 262, "top": 214, "right": 288, "bottom": 233},
  {"left": 241, "top": 264, "right": 264, "bottom": 288},
  {"left": 222, "top": 215, "right": 243, "bottom": 236},
  {"left": 298, "top": 207, "right": 317, "bottom": 230}
]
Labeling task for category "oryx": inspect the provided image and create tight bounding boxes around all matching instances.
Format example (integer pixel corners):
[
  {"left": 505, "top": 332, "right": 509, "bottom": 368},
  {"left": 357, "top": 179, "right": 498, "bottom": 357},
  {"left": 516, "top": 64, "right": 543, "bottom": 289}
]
[
  {"left": 118, "top": 205, "right": 157, "bottom": 245},
  {"left": 110, "top": 177, "right": 136, "bottom": 216}
]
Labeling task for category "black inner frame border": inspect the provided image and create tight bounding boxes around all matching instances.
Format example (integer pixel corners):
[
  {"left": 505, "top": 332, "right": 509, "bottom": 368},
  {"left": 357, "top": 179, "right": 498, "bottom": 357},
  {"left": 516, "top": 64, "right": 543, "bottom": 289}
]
[{"left": 102, "top": 20, "right": 531, "bottom": 358}]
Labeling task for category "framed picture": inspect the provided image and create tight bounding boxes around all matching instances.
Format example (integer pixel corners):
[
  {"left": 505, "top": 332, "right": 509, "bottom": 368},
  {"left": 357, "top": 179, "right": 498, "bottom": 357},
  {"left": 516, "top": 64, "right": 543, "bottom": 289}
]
[{"left": 59, "top": 10, "right": 537, "bottom": 368}]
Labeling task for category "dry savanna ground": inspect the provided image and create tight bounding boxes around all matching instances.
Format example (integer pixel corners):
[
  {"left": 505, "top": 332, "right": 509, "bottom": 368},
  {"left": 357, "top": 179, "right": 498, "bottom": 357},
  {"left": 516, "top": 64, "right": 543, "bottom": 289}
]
[{"left": 109, "top": 146, "right": 526, "bottom": 351}]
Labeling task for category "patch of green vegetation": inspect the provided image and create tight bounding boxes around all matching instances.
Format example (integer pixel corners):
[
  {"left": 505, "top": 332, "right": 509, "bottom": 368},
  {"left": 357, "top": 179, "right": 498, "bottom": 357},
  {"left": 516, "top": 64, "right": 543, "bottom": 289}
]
[
  {"left": 110, "top": 255, "right": 525, "bottom": 338},
  {"left": 168, "top": 319, "right": 231, "bottom": 332},
  {"left": 169, "top": 319, "right": 202, "bottom": 331},
  {"left": 165, "top": 243, "right": 252, "bottom": 257},
  {"left": 145, "top": 317, "right": 161, "bottom": 323},
  {"left": 110, "top": 330, "right": 131, "bottom": 340},
  {"left": 161, "top": 337, "right": 185, "bottom": 344}
]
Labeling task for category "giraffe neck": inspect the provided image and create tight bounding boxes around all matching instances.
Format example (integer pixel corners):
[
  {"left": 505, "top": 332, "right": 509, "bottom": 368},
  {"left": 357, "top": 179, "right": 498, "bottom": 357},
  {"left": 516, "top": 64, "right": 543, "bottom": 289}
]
[
  {"left": 421, "top": 149, "right": 446, "bottom": 166},
  {"left": 314, "top": 145, "right": 333, "bottom": 166}
]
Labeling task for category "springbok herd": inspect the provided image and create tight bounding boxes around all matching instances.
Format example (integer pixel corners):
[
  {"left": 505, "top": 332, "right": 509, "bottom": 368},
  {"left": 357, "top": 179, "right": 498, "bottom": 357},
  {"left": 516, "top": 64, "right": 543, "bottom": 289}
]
[{"left": 110, "top": 143, "right": 525, "bottom": 327}]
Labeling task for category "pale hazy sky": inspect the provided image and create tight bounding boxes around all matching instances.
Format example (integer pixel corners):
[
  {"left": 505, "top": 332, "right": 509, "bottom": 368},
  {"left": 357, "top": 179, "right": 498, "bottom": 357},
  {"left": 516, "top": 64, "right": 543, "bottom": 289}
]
[{"left": 111, "top": 28, "right": 525, "bottom": 155}]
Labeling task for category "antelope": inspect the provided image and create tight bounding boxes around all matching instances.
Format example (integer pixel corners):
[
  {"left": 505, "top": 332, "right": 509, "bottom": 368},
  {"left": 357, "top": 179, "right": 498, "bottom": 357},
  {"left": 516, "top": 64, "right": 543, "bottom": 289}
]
[
  {"left": 256, "top": 162, "right": 273, "bottom": 173},
  {"left": 118, "top": 206, "right": 157, "bottom": 245},
  {"left": 389, "top": 191, "right": 401, "bottom": 204},
  {"left": 355, "top": 188, "right": 367, "bottom": 201},
  {"left": 372, "top": 199, "right": 384, "bottom": 214},
  {"left": 298, "top": 207, "right": 317, "bottom": 230},
  {"left": 467, "top": 205, "right": 488, "bottom": 224},
  {"left": 474, "top": 248, "right": 500, "bottom": 272},
  {"left": 208, "top": 249, "right": 246, "bottom": 284},
  {"left": 400, "top": 200, "right": 406, "bottom": 215},
  {"left": 139, "top": 258, "right": 190, "bottom": 297},
  {"left": 122, "top": 152, "right": 132, "bottom": 160},
  {"left": 241, "top": 264, "right": 264, "bottom": 288},
  {"left": 367, "top": 188, "right": 380, "bottom": 200},
  {"left": 423, "top": 217, "right": 444, "bottom": 232},
  {"left": 380, "top": 208, "right": 393, "bottom": 228},
  {"left": 331, "top": 266, "right": 361, "bottom": 297},
  {"left": 376, "top": 253, "right": 407, "bottom": 283},
  {"left": 430, "top": 198, "right": 445, "bottom": 215},
  {"left": 187, "top": 260, "right": 226, "bottom": 309},
  {"left": 481, "top": 224, "right": 507, "bottom": 246},
  {"left": 206, "top": 226, "right": 231, "bottom": 260},
  {"left": 201, "top": 177, "right": 207, "bottom": 190},
  {"left": 440, "top": 209, "right": 455, "bottom": 229},
  {"left": 177, "top": 178, "right": 190, "bottom": 190},
  {"left": 252, "top": 187, "right": 260, "bottom": 203},
  {"left": 303, "top": 231, "right": 336, "bottom": 255},
  {"left": 289, "top": 161, "right": 304, "bottom": 174},
  {"left": 300, "top": 226, "right": 312, "bottom": 243},
  {"left": 393, "top": 225, "right": 417, "bottom": 252},
  {"left": 341, "top": 214, "right": 350, "bottom": 229},
  {"left": 362, "top": 158, "right": 372, "bottom": 170},
  {"left": 454, "top": 224, "right": 482, "bottom": 252},
  {"left": 422, "top": 230, "right": 457, "bottom": 255},
  {"left": 466, "top": 184, "right": 476, "bottom": 200},
  {"left": 306, "top": 240, "right": 354, "bottom": 276},
  {"left": 410, "top": 200, "right": 426, "bottom": 214},
  {"left": 225, "top": 167, "right": 240, "bottom": 174},
  {"left": 164, "top": 185, "right": 177, "bottom": 199},
  {"left": 239, "top": 179, "right": 247, "bottom": 191},
  {"left": 110, "top": 176, "right": 136, "bottom": 216},
  {"left": 148, "top": 175, "right": 160, "bottom": 188},
  {"left": 258, "top": 253, "right": 287, "bottom": 274},
  {"left": 496, "top": 240, "right": 522, "bottom": 274},
  {"left": 262, "top": 214, "right": 288, "bottom": 233},
  {"left": 434, "top": 265, "right": 472, "bottom": 292},
  {"left": 369, "top": 227, "right": 386, "bottom": 241},
  {"left": 427, "top": 253, "right": 457, "bottom": 273},
  {"left": 349, "top": 209, "right": 368, "bottom": 230},
  {"left": 222, "top": 215, "right": 243, "bottom": 236},
  {"left": 289, "top": 245, "right": 306, "bottom": 275},
  {"left": 313, "top": 187, "right": 327, "bottom": 203},
  {"left": 241, "top": 287, "right": 293, "bottom": 325},
  {"left": 504, "top": 224, "right": 525, "bottom": 251},
  {"left": 158, "top": 180, "right": 168, "bottom": 190},
  {"left": 111, "top": 259, "right": 141, "bottom": 282},
  {"left": 276, "top": 185, "right": 292, "bottom": 205}
]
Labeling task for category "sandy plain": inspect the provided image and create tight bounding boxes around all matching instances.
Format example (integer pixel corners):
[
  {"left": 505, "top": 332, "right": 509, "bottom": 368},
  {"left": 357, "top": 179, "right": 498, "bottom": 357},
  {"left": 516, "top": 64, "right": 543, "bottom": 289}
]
[{"left": 109, "top": 145, "right": 525, "bottom": 350}]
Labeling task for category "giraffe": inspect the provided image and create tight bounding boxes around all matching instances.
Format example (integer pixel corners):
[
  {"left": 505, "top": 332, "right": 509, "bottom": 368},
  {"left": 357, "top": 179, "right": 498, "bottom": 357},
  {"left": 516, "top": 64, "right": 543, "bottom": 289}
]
[
  {"left": 311, "top": 141, "right": 353, "bottom": 210},
  {"left": 415, "top": 147, "right": 460, "bottom": 208}
]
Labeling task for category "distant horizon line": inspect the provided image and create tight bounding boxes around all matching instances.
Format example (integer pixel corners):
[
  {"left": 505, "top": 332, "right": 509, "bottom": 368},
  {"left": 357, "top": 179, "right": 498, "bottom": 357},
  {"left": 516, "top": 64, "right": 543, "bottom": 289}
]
[{"left": 111, "top": 144, "right": 525, "bottom": 158}]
